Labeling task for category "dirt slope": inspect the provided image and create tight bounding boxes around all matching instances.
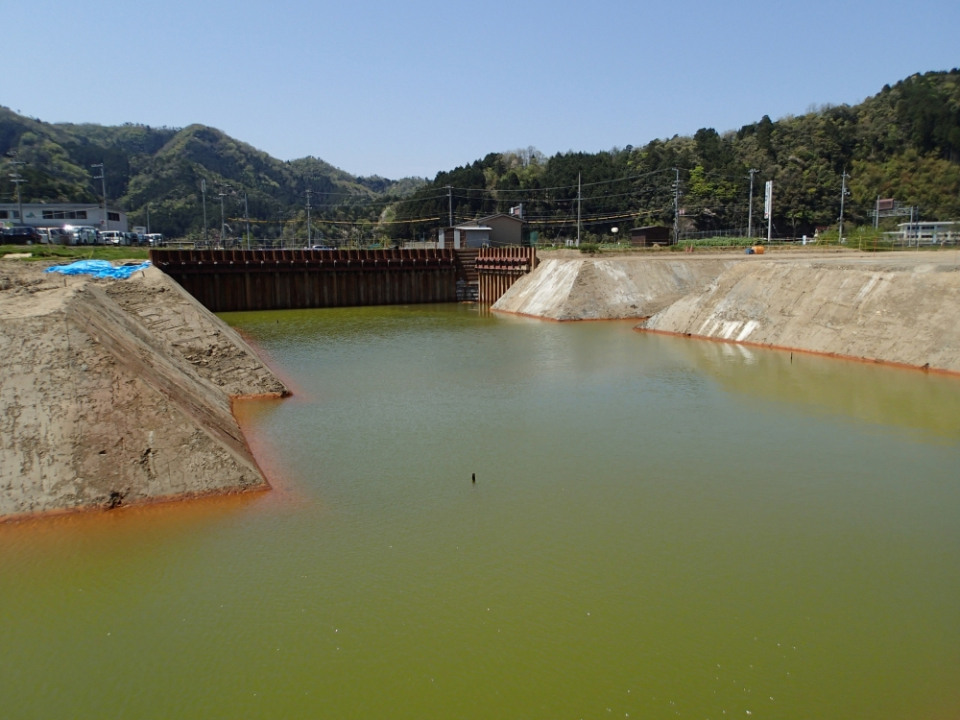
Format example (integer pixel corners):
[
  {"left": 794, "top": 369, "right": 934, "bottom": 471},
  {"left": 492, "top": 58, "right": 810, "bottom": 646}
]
[
  {"left": 492, "top": 257, "right": 742, "bottom": 320},
  {"left": 640, "top": 257, "right": 960, "bottom": 373},
  {"left": 0, "top": 262, "right": 288, "bottom": 520}
]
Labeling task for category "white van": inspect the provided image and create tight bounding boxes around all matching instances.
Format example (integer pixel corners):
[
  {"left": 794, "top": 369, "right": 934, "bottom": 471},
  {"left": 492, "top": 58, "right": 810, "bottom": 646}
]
[
  {"left": 47, "top": 227, "right": 74, "bottom": 245},
  {"left": 100, "top": 230, "right": 127, "bottom": 245}
]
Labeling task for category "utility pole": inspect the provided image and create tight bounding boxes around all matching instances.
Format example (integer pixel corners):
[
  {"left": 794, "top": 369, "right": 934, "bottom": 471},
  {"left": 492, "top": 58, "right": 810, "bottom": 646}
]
[
  {"left": 9, "top": 161, "right": 25, "bottom": 226},
  {"left": 146, "top": 202, "right": 150, "bottom": 234},
  {"left": 306, "top": 189, "right": 313, "bottom": 247},
  {"left": 838, "top": 169, "right": 849, "bottom": 245},
  {"left": 576, "top": 172, "right": 582, "bottom": 247},
  {"left": 218, "top": 190, "right": 227, "bottom": 248},
  {"left": 874, "top": 195, "right": 880, "bottom": 230},
  {"left": 91, "top": 163, "right": 108, "bottom": 230},
  {"left": 201, "top": 179, "right": 208, "bottom": 246},
  {"left": 673, "top": 168, "right": 681, "bottom": 245},
  {"left": 447, "top": 185, "right": 453, "bottom": 227},
  {"left": 244, "top": 193, "right": 250, "bottom": 250},
  {"left": 765, "top": 180, "right": 773, "bottom": 243},
  {"left": 747, "top": 169, "right": 757, "bottom": 238},
  {"left": 277, "top": 204, "right": 284, "bottom": 248}
]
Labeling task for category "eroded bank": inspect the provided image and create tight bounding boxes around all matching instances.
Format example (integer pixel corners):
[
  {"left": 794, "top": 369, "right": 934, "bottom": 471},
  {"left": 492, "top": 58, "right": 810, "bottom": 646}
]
[{"left": 639, "top": 255, "right": 960, "bottom": 374}]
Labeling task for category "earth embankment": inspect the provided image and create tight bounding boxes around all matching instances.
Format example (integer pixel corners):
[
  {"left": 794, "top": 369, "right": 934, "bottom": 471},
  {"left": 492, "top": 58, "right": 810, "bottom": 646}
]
[
  {"left": 640, "top": 255, "right": 960, "bottom": 373},
  {"left": 0, "top": 263, "right": 288, "bottom": 520},
  {"left": 492, "top": 256, "right": 742, "bottom": 320}
]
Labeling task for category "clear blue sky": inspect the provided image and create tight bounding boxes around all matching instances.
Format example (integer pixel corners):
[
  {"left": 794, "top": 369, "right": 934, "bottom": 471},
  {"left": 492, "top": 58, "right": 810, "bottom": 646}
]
[{"left": 4, "top": 0, "right": 958, "bottom": 180}]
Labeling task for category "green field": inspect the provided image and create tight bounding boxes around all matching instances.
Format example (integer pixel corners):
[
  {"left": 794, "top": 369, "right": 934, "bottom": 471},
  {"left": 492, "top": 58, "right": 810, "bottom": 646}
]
[{"left": 0, "top": 245, "right": 150, "bottom": 262}]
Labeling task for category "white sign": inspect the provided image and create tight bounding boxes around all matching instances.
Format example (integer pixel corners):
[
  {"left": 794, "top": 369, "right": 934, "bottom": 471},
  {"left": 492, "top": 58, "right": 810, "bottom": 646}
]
[{"left": 764, "top": 181, "right": 773, "bottom": 220}]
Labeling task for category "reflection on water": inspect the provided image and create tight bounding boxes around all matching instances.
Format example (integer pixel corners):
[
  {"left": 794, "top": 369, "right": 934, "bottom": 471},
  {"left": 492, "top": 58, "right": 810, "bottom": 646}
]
[
  {"left": 1, "top": 304, "right": 958, "bottom": 720},
  {"left": 672, "top": 335, "right": 960, "bottom": 441}
]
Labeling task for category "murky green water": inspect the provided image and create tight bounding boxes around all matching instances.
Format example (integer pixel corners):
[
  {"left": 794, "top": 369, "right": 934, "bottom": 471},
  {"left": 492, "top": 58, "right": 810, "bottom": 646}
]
[{"left": 2, "top": 304, "right": 959, "bottom": 719}]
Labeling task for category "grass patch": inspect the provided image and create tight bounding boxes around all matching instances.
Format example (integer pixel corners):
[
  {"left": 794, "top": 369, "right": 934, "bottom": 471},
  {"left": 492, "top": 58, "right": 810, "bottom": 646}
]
[{"left": 0, "top": 245, "right": 149, "bottom": 262}]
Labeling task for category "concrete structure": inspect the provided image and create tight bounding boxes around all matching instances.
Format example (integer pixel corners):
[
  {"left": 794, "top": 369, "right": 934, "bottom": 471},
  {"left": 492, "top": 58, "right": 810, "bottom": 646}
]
[{"left": 0, "top": 203, "right": 128, "bottom": 232}]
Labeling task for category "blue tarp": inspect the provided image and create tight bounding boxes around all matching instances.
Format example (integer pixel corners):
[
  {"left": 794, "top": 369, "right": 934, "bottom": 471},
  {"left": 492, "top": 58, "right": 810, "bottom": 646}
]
[{"left": 45, "top": 260, "right": 152, "bottom": 280}]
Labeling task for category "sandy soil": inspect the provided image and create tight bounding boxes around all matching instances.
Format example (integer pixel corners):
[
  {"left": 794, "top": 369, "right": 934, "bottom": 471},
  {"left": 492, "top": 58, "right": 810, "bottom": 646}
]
[
  {"left": 492, "top": 256, "right": 744, "bottom": 320},
  {"left": 640, "top": 253, "right": 960, "bottom": 374},
  {"left": 0, "top": 261, "right": 289, "bottom": 520}
]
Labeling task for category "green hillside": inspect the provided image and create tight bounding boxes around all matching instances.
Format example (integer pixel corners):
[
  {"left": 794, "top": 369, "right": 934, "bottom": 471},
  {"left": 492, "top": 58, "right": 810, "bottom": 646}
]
[
  {"left": 394, "top": 69, "right": 960, "bottom": 240},
  {"left": 2, "top": 69, "right": 958, "bottom": 243},
  {"left": 0, "top": 111, "right": 424, "bottom": 240}
]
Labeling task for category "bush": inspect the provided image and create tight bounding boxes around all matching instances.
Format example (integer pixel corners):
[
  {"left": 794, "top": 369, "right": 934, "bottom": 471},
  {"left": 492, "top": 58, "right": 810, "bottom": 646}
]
[{"left": 578, "top": 243, "right": 601, "bottom": 254}]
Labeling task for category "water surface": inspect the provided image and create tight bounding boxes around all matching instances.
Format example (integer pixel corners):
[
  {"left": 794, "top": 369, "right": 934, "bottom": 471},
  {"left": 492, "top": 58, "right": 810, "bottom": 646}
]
[{"left": 1, "top": 304, "right": 958, "bottom": 719}]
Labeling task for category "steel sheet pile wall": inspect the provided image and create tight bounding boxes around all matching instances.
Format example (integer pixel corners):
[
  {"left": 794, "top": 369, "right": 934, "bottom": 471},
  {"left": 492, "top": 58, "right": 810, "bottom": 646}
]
[
  {"left": 150, "top": 249, "right": 458, "bottom": 312},
  {"left": 476, "top": 247, "right": 538, "bottom": 304}
]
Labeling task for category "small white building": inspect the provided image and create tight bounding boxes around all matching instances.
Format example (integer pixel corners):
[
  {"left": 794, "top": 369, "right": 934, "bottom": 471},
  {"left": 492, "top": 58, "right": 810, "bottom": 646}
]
[
  {"left": 895, "top": 220, "right": 959, "bottom": 243},
  {"left": 437, "top": 225, "right": 492, "bottom": 249},
  {"left": 0, "top": 203, "right": 128, "bottom": 232}
]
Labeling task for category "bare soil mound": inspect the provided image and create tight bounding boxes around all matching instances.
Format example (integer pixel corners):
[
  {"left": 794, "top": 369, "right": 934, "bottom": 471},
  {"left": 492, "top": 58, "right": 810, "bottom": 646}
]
[
  {"left": 640, "top": 257, "right": 960, "bottom": 373},
  {"left": 492, "top": 257, "right": 741, "bottom": 320},
  {"left": 0, "top": 262, "right": 288, "bottom": 520}
]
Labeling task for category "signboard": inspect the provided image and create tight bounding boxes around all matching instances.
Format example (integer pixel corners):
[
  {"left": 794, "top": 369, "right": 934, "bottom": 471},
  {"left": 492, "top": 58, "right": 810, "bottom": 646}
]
[
  {"left": 764, "top": 181, "right": 773, "bottom": 220},
  {"left": 877, "top": 198, "right": 895, "bottom": 211}
]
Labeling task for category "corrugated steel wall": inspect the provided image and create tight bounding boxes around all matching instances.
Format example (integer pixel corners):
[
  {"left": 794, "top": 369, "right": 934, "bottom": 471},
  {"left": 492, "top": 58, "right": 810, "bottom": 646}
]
[
  {"left": 475, "top": 247, "right": 538, "bottom": 304},
  {"left": 150, "top": 249, "right": 459, "bottom": 312}
]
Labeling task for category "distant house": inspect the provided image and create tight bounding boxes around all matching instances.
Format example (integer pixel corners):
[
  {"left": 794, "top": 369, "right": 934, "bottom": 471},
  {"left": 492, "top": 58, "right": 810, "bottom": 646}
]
[
  {"left": 436, "top": 208, "right": 527, "bottom": 249},
  {"left": 629, "top": 226, "right": 672, "bottom": 246},
  {"left": 475, "top": 213, "right": 525, "bottom": 247},
  {"left": 437, "top": 225, "right": 491, "bottom": 249},
  {"left": 455, "top": 224, "right": 493, "bottom": 248}
]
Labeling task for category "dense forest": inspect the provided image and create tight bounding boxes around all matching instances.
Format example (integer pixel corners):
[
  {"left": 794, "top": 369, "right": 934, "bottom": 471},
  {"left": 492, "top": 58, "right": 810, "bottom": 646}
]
[
  {"left": 393, "top": 70, "right": 960, "bottom": 241},
  {"left": 2, "top": 69, "right": 958, "bottom": 243},
  {"left": 0, "top": 115, "right": 425, "bottom": 242}
]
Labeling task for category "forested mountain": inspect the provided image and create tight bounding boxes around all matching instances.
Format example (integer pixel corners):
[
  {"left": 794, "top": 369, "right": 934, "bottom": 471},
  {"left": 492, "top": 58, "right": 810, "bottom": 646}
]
[
  {"left": 393, "top": 69, "right": 960, "bottom": 240},
  {"left": 2, "top": 69, "right": 958, "bottom": 242},
  {"left": 0, "top": 110, "right": 425, "bottom": 239}
]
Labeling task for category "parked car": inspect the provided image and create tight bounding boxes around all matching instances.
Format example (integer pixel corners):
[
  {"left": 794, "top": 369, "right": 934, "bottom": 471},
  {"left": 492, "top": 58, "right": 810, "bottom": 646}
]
[
  {"left": 310, "top": 245, "right": 334, "bottom": 250},
  {"left": 65, "top": 225, "right": 99, "bottom": 245},
  {"left": 100, "top": 230, "right": 127, "bottom": 245},
  {"left": 123, "top": 232, "right": 141, "bottom": 245},
  {"left": 144, "top": 233, "right": 163, "bottom": 246},
  {"left": 2, "top": 226, "right": 43, "bottom": 244},
  {"left": 49, "top": 227, "right": 74, "bottom": 245}
]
